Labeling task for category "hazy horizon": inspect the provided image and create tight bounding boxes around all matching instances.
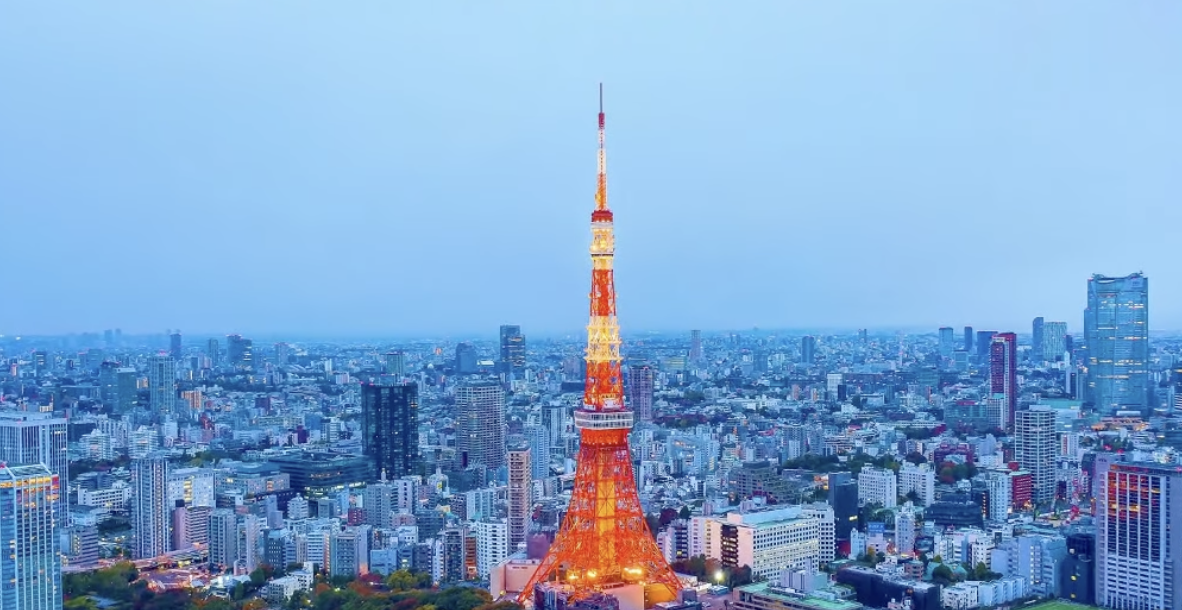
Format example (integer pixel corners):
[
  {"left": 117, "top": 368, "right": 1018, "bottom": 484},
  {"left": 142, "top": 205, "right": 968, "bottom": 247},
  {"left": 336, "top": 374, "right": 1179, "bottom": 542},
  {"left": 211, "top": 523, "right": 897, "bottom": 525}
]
[{"left": 2, "top": 2, "right": 1178, "bottom": 336}]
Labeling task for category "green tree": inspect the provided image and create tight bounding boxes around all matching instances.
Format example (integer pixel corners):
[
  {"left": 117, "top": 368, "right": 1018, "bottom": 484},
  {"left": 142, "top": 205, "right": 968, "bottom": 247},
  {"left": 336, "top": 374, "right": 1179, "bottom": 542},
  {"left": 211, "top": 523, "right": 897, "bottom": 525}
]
[
  {"left": 387, "top": 569, "right": 432, "bottom": 592},
  {"left": 931, "top": 564, "right": 954, "bottom": 584},
  {"left": 64, "top": 598, "right": 98, "bottom": 610},
  {"left": 679, "top": 506, "right": 692, "bottom": 520}
]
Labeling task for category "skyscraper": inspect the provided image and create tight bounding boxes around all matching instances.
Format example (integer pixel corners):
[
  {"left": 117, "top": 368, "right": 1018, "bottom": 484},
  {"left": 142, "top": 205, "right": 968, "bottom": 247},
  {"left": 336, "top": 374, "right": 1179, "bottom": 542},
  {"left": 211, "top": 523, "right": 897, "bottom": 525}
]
[
  {"left": 116, "top": 367, "right": 137, "bottom": 411},
  {"left": 454, "top": 342, "right": 478, "bottom": 375},
  {"left": 627, "top": 364, "right": 654, "bottom": 422},
  {"left": 455, "top": 381, "right": 506, "bottom": 469},
  {"left": 689, "top": 329, "right": 703, "bottom": 362},
  {"left": 963, "top": 326, "right": 973, "bottom": 352},
  {"left": 384, "top": 351, "right": 406, "bottom": 376},
  {"left": 800, "top": 335, "right": 816, "bottom": 364},
  {"left": 525, "top": 424, "right": 550, "bottom": 481},
  {"left": 147, "top": 354, "right": 177, "bottom": 415},
  {"left": 542, "top": 402, "right": 568, "bottom": 452},
  {"left": 1031, "top": 317, "right": 1045, "bottom": 361},
  {"left": 0, "top": 411, "right": 69, "bottom": 486},
  {"left": 1096, "top": 454, "right": 1182, "bottom": 609},
  {"left": 1085, "top": 273, "right": 1150, "bottom": 417},
  {"left": 0, "top": 464, "right": 61, "bottom": 610},
  {"left": 937, "top": 327, "right": 954, "bottom": 358},
  {"left": 499, "top": 325, "right": 526, "bottom": 374},
  {"left": 226, "top": 334, "right": 253, "bottom": 371},
  {"left": 508, "top": 448, "right": 531, "bottom": 549},
  {"left": 976, "top": 330, "right": 997, "bottom": 359},
  {"left": 207, "top": 338, "right": 221, "bottom": 368},
  {"left": 1042, "top": 321, "right": 1068, "bottom": 362},
  {"left": 989, "top": 333, "right": 1018, "bottom": 431},
  {"left": 360, "top": 378, "right": 420, "bottom": 479},
  {"left": 1014, "top": 407, "right": 1056, "bottom": 505},
  {"left": 169, "top": 331, "right": 183, "bottom": 360},
  {"left": 131, "top": 454, "right": 171, "bottom": 559}
]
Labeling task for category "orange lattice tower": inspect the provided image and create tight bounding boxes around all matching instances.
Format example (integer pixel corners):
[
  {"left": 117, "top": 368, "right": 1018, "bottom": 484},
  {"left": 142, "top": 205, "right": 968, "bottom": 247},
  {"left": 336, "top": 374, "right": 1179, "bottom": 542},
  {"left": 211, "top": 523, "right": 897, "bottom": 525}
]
[{"left": 518, "top": 86, "right": 682, "bottom": 605}]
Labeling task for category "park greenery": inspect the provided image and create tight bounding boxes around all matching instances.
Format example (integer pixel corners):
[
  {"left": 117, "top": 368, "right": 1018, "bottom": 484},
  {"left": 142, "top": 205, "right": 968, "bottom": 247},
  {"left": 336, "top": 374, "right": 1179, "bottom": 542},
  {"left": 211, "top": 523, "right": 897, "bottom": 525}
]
[
  {"left": 64, "top": 564, "right": 521, "bottom": 610},
  {"left": 668, "top": 555, "right": 757, "bottom": 587}
]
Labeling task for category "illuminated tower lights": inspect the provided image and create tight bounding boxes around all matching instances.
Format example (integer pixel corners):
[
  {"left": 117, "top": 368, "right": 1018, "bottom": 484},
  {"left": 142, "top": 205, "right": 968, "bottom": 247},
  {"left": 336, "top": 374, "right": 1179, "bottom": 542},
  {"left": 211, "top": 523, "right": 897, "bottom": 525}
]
[{"left": 519, "top": 86, "right": 682, "bottom": 604}]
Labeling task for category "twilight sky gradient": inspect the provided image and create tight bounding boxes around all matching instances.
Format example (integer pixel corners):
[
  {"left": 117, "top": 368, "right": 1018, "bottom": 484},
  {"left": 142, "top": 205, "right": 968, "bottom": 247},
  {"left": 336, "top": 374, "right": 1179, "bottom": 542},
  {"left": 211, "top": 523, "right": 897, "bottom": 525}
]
[{"left": 2, "top": 2, "right": 1180, "bottom": 337}]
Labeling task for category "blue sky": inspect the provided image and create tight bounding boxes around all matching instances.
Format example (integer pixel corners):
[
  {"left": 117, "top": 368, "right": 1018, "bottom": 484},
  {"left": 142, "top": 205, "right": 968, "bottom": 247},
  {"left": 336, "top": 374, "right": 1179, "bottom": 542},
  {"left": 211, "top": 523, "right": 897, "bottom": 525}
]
[{"left": 1, "top": 2, "right": 1179, "bottom": 337}]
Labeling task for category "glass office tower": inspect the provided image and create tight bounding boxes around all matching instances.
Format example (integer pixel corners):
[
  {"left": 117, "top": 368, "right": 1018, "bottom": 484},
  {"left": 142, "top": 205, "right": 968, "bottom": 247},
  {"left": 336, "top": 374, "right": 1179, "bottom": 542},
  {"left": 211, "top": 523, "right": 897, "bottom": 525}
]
[{"left": 1085, "top": 273, "right": 1150, "bottom": 417}]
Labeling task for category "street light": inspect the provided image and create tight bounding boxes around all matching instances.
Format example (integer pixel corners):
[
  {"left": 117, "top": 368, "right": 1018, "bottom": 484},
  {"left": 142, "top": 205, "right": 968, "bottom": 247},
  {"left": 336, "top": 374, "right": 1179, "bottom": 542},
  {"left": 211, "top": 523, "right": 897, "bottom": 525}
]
[{"left": 715, "top": 570, "right": 725, "bottom": 585}]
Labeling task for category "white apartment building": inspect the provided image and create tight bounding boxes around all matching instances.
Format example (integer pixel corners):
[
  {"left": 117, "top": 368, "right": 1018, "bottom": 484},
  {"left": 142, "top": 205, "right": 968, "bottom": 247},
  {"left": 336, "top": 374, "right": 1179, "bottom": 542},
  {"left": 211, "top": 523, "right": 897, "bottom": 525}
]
[
  {"left": 168, "top": 467, "right": 216, "bottom": 508},
  {"left": 983, "top": 470, "right": 1012, "bottom": 522},
  {"left": 858, "top": 467, "right": 897, "bottom": 508},
  {"left": 77, "top": 481, "right": 131, "bottom": 513},
  {"left": 692, "top": 506, "right": 829, "bottom": 580},
  {"left": 475, "top": 519, "right": 509, "bottom": 579},
  {"left": 897, "top": 463, "right": 935, "bottom": 506}
]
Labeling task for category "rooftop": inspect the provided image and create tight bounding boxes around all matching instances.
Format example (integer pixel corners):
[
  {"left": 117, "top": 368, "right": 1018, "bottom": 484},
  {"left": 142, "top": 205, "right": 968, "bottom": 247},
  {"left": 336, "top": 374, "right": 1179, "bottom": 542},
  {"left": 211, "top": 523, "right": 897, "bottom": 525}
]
[{"left": 737, "top": 582, "right": 861, "bottom": 610}]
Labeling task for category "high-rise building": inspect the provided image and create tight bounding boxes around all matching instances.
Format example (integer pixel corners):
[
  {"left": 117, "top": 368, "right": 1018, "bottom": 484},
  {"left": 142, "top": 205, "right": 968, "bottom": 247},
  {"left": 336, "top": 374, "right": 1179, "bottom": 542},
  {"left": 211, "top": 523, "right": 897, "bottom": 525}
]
[
  {"left": 207, "top": 338, "right": 221, "bottom": 368},
  {"left": 1086, "top": 273, "right": 1150, "bottom": 417},
  {"left": 169, "top": 332, "right": 183, "bottom": 360},
  {"left": 226, "top": 334, "right": 253, "bottom": 371},
  {"left": 982, "top": 470, "right": 1012, "bottom": 522},
  {"left": 800, "top": 335, "right": 816, "bottom": 364},
  {"left": 360, "top": 378, "right": 419, "bottom": 479},
  {"left": 627, "top": 364, "right": 654, "bottom": 422},
  {"left": 0, "top": 411, "right": 69, "bottom": 486},
  {"left": 1096, "top": 454, "right": 1182, "bottom": 609},
  {"left": 208, "top": 509, "right": 239, "bottom": 571},
  {"left": 1041, "top": 321, "right": 1068, "bottom": 362},
  {"left": 897, "top": 463, "right": 935, "bottom": 506},
  {"left": 976, "top": 330, "right": 996, "bottom": 358},
  {"left": 384, "top": 351, "right": 405, "bottom": 376},
  {"left": 131, "top": 454, "right": 171, "bottom": 559},
  {"left": 455, "top": 381, "right": 506, "bottom": 469},
  {"left": 116, "top": 367, "right": 137, "bottom": 411},
  {"left": 689, "top": 330, "right": 703, "bottom": 362},
  {"left": 525, "top": 424, "right": 550, "bottom": 481},
  {"left": 274, "top": 342, "right": 292, "bottom": 366},
  {"left": 147, "top": 354, "right": 177, "bottom": 415},
  {"left": 963, "top": 326, "right": 973, "bottom": 352},
  {"left": 990, "top": 333, "right": 1018, "bottom": 431},
  {"left": 542, "top": 402, "right": 568, "bottom": 452},
  {"left": 508, "top": 448, "right": 531, "bottom": 549},
  {"left": 454, "top": 342, "right": 478, "bottom": 375},
  {"left": 99, "top": 361, "right": 120, "bottom": 405},
  {"left": 0, "top": 464, "right": 61, "bottom": 610},
  {"left": 499, "top": 325, "right": 526, "bottom": 373},
  {"left": 474, "top": 519, "right": 509, "bottom": 579},
  {"left": 1031, "top": 317, "right": 1045, "bottom": 361},
  {"left": 1014, "top": 407, "right": 1057, "bottom": 505},
  {"left": 857, "top": 467, "right": 897, "bottom": 508},
  {"left": 938, "top": 327, "right": 954, "bottom": 358}
]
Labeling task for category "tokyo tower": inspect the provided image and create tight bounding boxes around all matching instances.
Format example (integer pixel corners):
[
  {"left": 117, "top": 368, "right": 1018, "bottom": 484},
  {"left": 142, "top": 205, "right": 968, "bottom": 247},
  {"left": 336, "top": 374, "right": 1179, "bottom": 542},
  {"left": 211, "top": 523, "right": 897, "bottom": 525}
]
[{"left": 518, "top": 86, "right": 682, "bottom": 604}]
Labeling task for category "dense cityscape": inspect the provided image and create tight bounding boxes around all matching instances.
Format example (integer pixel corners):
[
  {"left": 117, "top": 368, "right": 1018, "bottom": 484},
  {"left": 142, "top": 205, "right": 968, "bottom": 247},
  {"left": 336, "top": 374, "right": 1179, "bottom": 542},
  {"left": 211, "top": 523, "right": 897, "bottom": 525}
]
[
  {"left": 2, "top": 263, "right": 1175, "bottom": 610},
  {"left": 2, "top": 6, "right": 1173, "bottom": 610}
]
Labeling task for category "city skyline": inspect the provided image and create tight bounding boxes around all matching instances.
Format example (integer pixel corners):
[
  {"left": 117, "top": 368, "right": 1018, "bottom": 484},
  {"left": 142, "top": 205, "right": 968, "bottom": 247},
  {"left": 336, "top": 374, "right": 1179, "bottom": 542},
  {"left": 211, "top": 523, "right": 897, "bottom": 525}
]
[{"left": 3, "top": 2, "right": 1179, "bottom": 335}]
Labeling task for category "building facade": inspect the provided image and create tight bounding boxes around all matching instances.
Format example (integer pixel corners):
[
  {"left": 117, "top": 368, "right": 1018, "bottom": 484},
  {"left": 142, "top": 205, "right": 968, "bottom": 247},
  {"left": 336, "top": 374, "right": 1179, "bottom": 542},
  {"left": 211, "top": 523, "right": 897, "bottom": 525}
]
[
  {"left": 455, "top": 381, "right": 506, "bottom": 469},
  {"left": 131, "top": 454, "right": 172, "bottom": 559},
  {"left": 0, "top": 464, "right": 61, "bottom": 610},
  {"left": 361, "top": 379, "right": 420, "bottom": 479},
  {"left": 1085, "top": 273, "right": 1150, "bottom": 416},
  {"left": 1096, "top": 455, "right": 1182, "bottom": 610},
  {"left": 1014, "top": 407, "right": 1057, "bottom": 505}
]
